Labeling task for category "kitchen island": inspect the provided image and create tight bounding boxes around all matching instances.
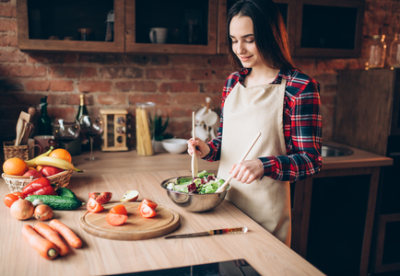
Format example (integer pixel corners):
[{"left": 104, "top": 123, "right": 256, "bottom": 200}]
[{"left": 1, "top": 151, "right": 323, "bottom": 276}]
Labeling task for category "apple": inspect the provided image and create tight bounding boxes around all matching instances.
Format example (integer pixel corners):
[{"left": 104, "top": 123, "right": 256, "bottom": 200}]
[
  {"left": 22, "top": 169, "right": 43, "bottom": 178},
  {"left": 41, "top": 166, "right": 63, "bottom": 177}
]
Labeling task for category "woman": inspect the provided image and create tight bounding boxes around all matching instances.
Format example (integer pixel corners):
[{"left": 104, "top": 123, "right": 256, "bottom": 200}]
[{"left": 188, "top": 0, "right": 322, "bottom": 246}]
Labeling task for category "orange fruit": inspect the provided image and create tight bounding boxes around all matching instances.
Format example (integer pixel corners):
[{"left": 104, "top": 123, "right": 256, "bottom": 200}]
[
  {"left": 49, "top": 148, "right": 72, "bottom": 163},
  {"left": 3, "top": 157, "right": 28, "bottom": 176}
]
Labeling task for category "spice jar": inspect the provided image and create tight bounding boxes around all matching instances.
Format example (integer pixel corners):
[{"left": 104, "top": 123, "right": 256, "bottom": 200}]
[
  {"left": 135, "top": 102, "right": 155, "bottom": 156},
  {"left": 388, "top": 33, "right": 400, "bottom": 69},
  {"left": 366, "top": 34, "right": 387, "bottom": 69}
]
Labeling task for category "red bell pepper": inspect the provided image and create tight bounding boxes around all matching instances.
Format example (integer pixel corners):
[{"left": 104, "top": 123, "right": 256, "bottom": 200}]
[{"left": 22, "top": 177, "right": 56, "bottom": 197}]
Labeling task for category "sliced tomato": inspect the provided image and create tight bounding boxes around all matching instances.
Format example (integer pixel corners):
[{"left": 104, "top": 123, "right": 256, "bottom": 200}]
[
  {"left": 109, "top": 204, "right": 127, "bottom": 215},
  {"left": 88, "top": 192, "right": 112, "bottom": 204},
  {"left": 4, "top": 192, "right": 25, "bottom": 208},
  {"left": 86, "top": 197, "right": 104, "bottom": 213},
  {"left": 140, "top": 204, "right": 157, "bottom": 218},
  {"left": 138, "top": 198, "right": 158, "bottom": 211},
  {"left": 106, "top": 213, "right": 128, "bottom": 226}
]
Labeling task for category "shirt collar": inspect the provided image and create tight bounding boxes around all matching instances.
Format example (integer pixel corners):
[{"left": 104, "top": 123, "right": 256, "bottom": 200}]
[{"left": 239, "top": 67, "right": 292, "bottom": 84}]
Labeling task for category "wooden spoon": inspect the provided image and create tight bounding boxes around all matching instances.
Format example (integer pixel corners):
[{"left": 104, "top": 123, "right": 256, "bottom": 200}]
[
  {"left": 191, "top": 111, "right": 198, "bottom": 178},
  {"left": 216, "top": 131, "right": 262, "bottom": 193}
]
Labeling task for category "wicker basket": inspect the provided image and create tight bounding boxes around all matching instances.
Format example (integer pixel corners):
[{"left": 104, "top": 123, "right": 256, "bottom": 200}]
[
  {"left": 1, "top": 170, "right": 74, "bottom": 193},
  {"left": 3, "top": 141, "right": 29, "bottom": 161}
]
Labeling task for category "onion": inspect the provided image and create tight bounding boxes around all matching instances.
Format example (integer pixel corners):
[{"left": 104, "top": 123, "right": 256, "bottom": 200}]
[
  {"left": 33, "top": 204, "right": 53, "bottom": 221},
  {"left": 10, "top": 199, "right": 34, "bottom": 220}
]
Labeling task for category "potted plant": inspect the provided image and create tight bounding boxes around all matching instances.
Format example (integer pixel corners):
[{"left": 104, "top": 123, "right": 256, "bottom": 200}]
[{"left": 150, "top": 114, "right": 173, "bottom": 153}]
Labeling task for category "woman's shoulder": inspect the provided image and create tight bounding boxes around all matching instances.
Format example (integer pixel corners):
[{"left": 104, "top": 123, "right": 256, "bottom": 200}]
[
  {"left": 282, "top": 68, "right": 320, "bottom": 97},
  {"left": 224, "top": 68, "right": 250, "bottom": 89}
]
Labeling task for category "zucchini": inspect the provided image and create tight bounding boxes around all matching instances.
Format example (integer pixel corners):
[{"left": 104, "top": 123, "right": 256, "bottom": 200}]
[
  {"left": 26, "top": 195, "right": 82, "bottom": 210},
  {"left": 57, "top": 187, "right": 77, "bottom": 198}
]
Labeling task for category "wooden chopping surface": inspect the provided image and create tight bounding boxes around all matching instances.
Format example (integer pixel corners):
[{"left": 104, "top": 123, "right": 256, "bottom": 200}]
[{"left": 80, "top": 201, "right": 180, "bottom": 240}]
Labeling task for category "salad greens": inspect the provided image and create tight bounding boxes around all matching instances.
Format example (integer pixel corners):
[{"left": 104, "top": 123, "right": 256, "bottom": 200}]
[{"left": 166, "top": 170, "right": 225, "bottom": 194}]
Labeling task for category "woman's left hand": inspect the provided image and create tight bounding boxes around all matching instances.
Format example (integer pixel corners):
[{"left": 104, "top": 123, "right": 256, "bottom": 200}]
[{"left": 229, "top": 159, "right": 264, "bottom": 184}]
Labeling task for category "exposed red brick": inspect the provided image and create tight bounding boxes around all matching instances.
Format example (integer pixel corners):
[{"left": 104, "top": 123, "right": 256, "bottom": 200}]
[
  {"left": 115, "top": 81, "right": 157, "bottom": 92},
  {"left": 159, "top": 82, "right": 198, "bottom": 93},
  {"left": 27, "top": 53, "right": 78, "bottom": 64},
  {"left": 97, "top": 93, "right": 127, "bottom": 105},
  {"left": 0, "top": 5, "right": 16, "bottom": 17},
  {"left": 50, "top": 80, "right": 74, "bottom": 91},
  {"left": 146, "top": 68, "right": 187, "bottom": 80},
  {"left": 128, "top": 93, "right": 170, "bottom": 105},
  {"left": 0, "top": 18, "right": 16, "bottom": 32},
  {"left": 49, "top": 66, "right": 97, "bottom": 79},
  {"left": 7, "top": 65, "right": 47, "bottom": 78},
  {"left": 98, "top": 66, "right": 143, "bottom": 79},
  {"left": 170, "top": 93, "right": 209, "bottom": 107},
  {"left": 189, "top": 69, "right": 216, "bottom": 81},
  {"left": 24, "top": 80, "right": 50, "bottom": 91},
  {"left": 48, "top": 106, "right": 77, "bottom": 122},
  {"left": 0, "top": 49, "right": 26, "bottom": 62},
  {"left": 78, "top": 81, "right": 112, "bottom": 92},
  {"left": 200, "top": 82, "right": 223, "bottom": 94},
  {"left": 0, "top": 33, "right": 17, "bottom": 46}
]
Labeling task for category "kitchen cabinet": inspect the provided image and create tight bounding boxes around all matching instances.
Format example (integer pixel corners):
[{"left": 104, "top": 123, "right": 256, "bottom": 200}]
[{"left": 16, "top": 0, "right": 219, "bottom": 54}]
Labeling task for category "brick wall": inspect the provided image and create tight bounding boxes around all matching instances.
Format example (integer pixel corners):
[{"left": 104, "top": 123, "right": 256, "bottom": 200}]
[{"left": 1, "top": 0, "right": 399, "bottom": 148}]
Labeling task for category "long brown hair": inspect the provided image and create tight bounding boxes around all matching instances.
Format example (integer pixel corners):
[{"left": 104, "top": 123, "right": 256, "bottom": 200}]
[{"left": 227, "top": 0, "right": 294, "bottom": 71}]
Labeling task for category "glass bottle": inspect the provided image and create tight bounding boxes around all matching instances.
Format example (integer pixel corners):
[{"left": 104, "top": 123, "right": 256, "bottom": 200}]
[
  {"left": 37, "top": 96, "right": 52, "bottom": 135},
  {"left": 388, "top": 33, "right": 400, "bottom": 70},
  {"left": 366, "top": 34, "right": 387, "bottom": 69},
  {"left": 76, "top": 94, "right": 89, "bottom": 122}
]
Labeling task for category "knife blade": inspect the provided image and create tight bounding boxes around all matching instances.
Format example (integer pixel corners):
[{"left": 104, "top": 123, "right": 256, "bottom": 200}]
[{"left": 165, "top": 226, "right": 248, "bottom": 239}]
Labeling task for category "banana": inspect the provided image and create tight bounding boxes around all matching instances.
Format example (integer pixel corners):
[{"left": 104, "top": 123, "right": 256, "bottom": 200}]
[
  {"left": 25, "top": 146, "right": 54, "bottom": 167},
  {"left": 33, "top": 156, "right": 83, "bottom": 172}
]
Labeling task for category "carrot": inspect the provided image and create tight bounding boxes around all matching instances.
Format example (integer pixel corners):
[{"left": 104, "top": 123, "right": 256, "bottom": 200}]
[
  {"left": 34, "top": 222, "right": 70, "bottom": 256},
  {"left": 49, "top": 219, "right": 82, "bottom": 249},
  {"left": 21, "top": 224, "right": 59, "bottom": 260}
]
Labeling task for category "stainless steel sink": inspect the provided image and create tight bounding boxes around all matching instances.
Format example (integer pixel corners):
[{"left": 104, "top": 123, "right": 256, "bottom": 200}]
[{"left": 321, "top": 144, "right": 353, "bottom": 157}]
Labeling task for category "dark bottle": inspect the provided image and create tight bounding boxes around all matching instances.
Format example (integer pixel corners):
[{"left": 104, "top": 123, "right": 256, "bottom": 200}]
[
  {"left": 76, "top": 94, "right": 89, "bottom": 123},
  {"left": 37, "top": 96, "right": 52, "bottom": 135}
]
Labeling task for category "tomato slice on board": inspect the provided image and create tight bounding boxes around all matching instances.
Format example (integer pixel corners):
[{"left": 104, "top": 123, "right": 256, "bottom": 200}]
[
  {"left": 86, "top": 198, "right": 104, "bottom": 213},
  {"left": 140, "top": 204, "right": 157, "bottom": 218},
  {"left": 138, "top": 198, "right": 158, "bottom": 211},
  {"left": 106, "top": 213, "right": 128, "bottom": 226},
  {"left": 109, "top": 204, "right": 128, "bottom": 215},
  {"left": 4, "top": 192, "right": 25, "bottom": 208}
]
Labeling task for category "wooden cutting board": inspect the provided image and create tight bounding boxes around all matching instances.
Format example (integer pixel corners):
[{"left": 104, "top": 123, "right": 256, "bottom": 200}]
[{"left": 80, "top": 202, "right": 180, "bottom": 240}]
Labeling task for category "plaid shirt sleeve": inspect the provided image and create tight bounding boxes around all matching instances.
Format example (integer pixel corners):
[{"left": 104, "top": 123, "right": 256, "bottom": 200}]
[{"left": 204, "top": 69, "right": 322, "bottom": 183}]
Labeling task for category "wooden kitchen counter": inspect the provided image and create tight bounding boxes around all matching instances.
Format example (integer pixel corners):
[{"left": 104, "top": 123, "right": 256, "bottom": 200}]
[{"left": 1, "top": 151, "right": 324, "bottom": 276}]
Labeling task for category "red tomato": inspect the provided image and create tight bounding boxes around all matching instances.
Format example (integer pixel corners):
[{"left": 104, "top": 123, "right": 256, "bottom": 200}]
[
  {"left": 89, "top": 192, "right": 112, "bottom": 204},
  {"left": 86, "top": 198, "right": 104, "bottom": 213},
  {"left": 41, "top": 166, "right": 63, "bottom": 177},
  {"left": 106, "top": 213, "right": 128, "bottom": 226},
  {"left": 138, "top": 198, "right": 158, "bottom": 211},
  {"left": 140, "top": 204, "right": 157, "bottom": 218},
  {"left": 4, "top": 192, "right": 25, "bottom": 208},
  {"left": 109, "top": 204, "right": 127, "bottom": 215}
]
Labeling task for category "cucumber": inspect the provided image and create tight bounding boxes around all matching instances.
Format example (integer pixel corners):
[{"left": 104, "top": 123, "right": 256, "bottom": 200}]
[
  {"left": 57, "top": 187, "right": 77, "bottom": 198},
  {"left": 26, "top": 195, "right": 82, "bottom": 210}
]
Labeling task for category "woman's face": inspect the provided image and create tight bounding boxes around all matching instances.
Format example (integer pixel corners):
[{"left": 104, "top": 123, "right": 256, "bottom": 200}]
[{"left": 229, "top": 15, "right": 264, "bottom": 68}]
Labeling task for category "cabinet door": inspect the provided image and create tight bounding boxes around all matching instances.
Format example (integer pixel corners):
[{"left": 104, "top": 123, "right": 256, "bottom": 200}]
[
  {"left": 125, "top": 0, "right": 218, "bottom": 54},
  {"left": 17, "top": 0, "right": 125, "bottom": 53}
]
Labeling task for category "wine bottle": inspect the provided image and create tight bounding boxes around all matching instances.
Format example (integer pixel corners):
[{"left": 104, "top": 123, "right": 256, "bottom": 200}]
[
  {"left": 37, "top": 96, "right": 52, "bottom": 135},
  {"left": 76, "top": 94, "right": 89, "bottom": 123}
]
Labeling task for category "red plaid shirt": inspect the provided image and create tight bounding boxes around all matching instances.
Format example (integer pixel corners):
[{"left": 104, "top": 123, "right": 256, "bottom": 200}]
[{"left": 204, "top": 68, "right": 322, "bottom": 183}]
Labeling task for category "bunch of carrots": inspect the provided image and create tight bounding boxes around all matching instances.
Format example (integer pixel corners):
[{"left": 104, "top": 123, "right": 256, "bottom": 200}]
[{"left": 22, "top": 219, "right": 82, "bottom": 260}]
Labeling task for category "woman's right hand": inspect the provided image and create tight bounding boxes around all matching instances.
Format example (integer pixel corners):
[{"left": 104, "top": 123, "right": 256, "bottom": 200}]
[{"left": 187, "top": 138, "right": 210, "bottom": 158}]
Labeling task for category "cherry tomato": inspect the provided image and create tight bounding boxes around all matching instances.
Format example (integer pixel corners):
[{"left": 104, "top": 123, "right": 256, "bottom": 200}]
[
  {"left": 86, "top": 198, "right": 104, "bottom": 213},
  {"left": 89, "top": 192, "right": 112, "bottom": 204},
  {"left": 106, "top": 213, "right": 128, "bottom": 226},
  {"left": 4, "top": 192, "right": 25, "bottom": 208},
  {"left": 109, "top": 204, "right": 127, "bottom": 215},
  {"left": 140, "top": 204, "right": 157, "bottom": 218}
]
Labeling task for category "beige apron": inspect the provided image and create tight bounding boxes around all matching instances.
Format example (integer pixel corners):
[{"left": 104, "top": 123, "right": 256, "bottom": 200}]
[{"left": 218, "top": 79, "right": 291, "bottom": 245}]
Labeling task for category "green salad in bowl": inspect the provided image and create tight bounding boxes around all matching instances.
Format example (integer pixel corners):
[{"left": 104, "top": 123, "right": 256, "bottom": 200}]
[{"left": 165, "top": 170, "right": 225, "bottom": 194}]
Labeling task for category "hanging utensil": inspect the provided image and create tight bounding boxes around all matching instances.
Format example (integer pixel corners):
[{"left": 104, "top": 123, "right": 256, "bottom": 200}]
[
  {"left": 191, "top": 111, "right": 198, "bottom": 178},
  {"left": 216, "top": 132, "right": 262, "bottom": 193}
]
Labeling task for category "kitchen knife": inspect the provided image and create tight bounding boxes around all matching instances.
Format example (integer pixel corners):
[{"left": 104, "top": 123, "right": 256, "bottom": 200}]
[{"left": 165, "top": 226, "right": 248, "bottom": 239}]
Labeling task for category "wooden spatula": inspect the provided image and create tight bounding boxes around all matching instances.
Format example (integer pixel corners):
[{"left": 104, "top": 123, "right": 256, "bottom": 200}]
[
  {"left": 191, "top": 111, "right": 198, "bottom": 178},
  {"left": 216, "top": 131, "right": 262, "bottom": 193}
]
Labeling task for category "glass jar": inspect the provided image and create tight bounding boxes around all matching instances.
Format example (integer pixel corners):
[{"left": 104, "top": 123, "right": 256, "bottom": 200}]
[
  {"left": 366, "top": 34, "right": 387, "bottom": 69},
  {"left": 388, "top": 33, "right": 400, "bottom": 69},
  {"left": 135, "top": 102, "right": 155, "bottom": 156}
]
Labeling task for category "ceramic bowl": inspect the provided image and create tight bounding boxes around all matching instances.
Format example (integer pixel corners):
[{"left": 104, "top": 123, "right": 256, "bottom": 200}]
[
  {"left": 161, "top": 176, "right": 229, "bottom": 212},
  {"left": 161, "top": 138, "right": 188, "bottom": 154}
]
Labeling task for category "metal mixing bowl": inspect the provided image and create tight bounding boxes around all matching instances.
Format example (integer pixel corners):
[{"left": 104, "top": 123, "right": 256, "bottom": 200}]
[{"left": 161, "top": 176, "right": 229, "bottom": 212}]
